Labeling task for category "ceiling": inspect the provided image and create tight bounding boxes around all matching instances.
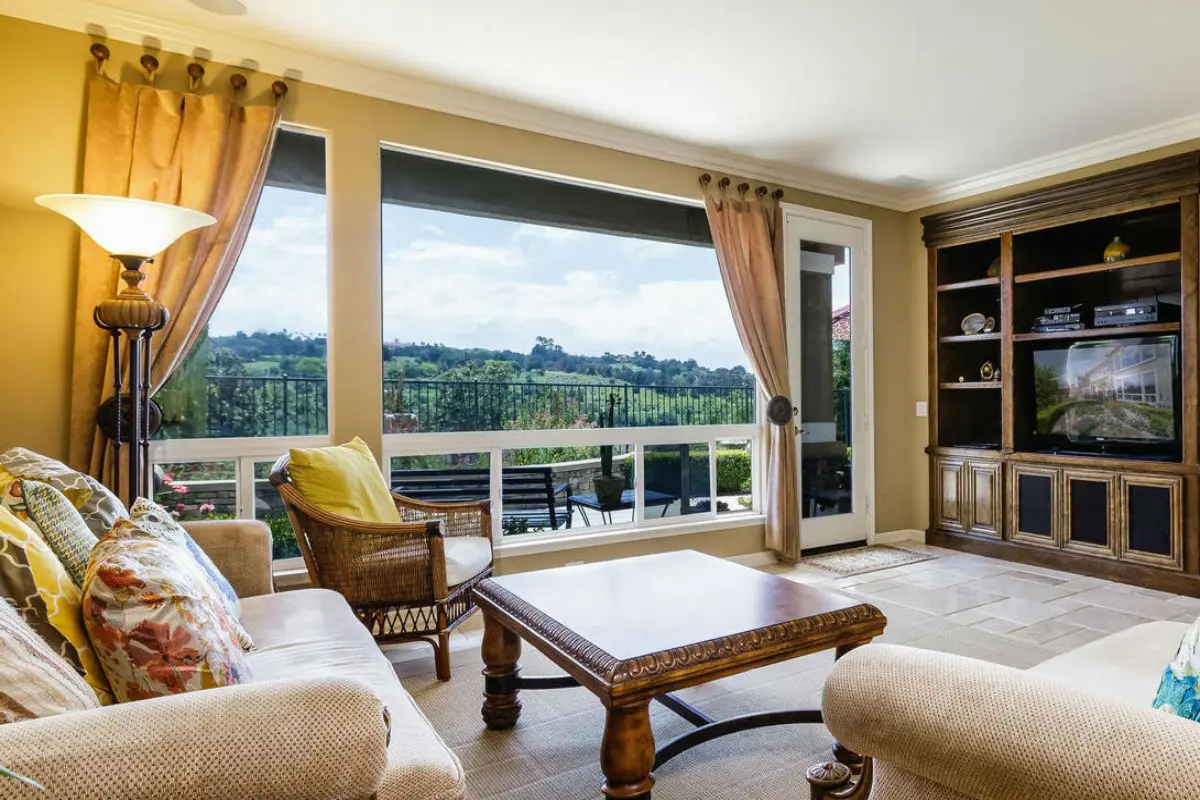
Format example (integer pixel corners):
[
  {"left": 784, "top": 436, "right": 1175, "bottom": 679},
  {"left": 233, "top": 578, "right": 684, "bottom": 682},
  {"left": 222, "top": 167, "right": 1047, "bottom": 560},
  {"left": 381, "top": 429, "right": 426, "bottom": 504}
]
[{"left": 9, "top": 0, "right": 1200, "bottom": 210}]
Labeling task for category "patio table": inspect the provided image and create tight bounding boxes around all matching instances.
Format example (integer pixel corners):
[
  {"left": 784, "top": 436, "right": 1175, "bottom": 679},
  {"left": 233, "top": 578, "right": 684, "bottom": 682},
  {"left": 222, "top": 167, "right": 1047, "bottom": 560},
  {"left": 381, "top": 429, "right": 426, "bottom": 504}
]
[{"left": 567, "top": 489, "right": 676, "bottom": 526}]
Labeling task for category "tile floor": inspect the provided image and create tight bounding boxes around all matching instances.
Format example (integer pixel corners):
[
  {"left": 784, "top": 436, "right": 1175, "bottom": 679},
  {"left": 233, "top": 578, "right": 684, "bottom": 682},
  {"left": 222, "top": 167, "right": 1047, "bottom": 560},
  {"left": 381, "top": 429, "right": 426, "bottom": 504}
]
[{"left": 383, "top": 541, "right": 1199, "bottom": 677}]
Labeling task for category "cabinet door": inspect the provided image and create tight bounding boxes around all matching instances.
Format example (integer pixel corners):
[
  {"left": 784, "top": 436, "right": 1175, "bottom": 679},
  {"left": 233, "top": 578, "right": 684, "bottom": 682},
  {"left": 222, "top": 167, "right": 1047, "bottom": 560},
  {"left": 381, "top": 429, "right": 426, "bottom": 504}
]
[
  {"left": 966, "top": 461, "right": 1002, "bottom": 539},
  {"left": 1119, "top": 474, "right": 1183, "bottom": 571},
  {"left": 1009, "top": 465, "right": 1060, "bottom": 548},
  {"left": 1062, "top": 470, "right": 1118, "bottom": 559},
  {"left": 934, "top": 457, "right": 966, "bottom": 532}
]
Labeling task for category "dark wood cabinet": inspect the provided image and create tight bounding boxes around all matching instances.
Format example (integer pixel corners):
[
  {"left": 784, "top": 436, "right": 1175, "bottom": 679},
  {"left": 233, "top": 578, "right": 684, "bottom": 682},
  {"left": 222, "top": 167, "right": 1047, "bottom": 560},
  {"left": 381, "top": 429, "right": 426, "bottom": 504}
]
[
  {"left": 933, "top": 457, "right": 965, "bottom": 533},
  {"left": 965, "top": 460, "right": 1002, "bottom": 538},
  {"left": 1062, "top": 469, "right": 1118, "bottom": 559},
  {"left": 1009, "top": 464, "right": 1059, "bottom": 549},
  {"left": 1120, "top": 474, "right": 1183, "bottom": 570},
  {"left": 923, "top": 153, "right": 1200, "bottom": 595}
]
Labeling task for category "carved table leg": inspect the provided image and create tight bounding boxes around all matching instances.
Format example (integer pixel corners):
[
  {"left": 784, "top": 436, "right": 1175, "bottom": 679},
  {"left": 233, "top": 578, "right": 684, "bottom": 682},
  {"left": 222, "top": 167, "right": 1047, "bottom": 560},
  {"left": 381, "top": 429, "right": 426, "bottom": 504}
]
[
  {"left": 831, "top": 642, "right": 867, "bottom": 769},
  {"left": 600, "top": 702, "right": 655, "bottom": 800},
  {"left": 481, "top": 612, "right": 522, "bottom": 730}
]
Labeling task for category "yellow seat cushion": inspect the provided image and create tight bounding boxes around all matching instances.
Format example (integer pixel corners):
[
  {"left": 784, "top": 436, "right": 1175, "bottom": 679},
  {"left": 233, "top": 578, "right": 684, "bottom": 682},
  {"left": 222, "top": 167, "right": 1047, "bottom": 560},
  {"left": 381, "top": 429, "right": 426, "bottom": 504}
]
[{"left": 288, "top": 437, "right": 402, "bottom": 524}]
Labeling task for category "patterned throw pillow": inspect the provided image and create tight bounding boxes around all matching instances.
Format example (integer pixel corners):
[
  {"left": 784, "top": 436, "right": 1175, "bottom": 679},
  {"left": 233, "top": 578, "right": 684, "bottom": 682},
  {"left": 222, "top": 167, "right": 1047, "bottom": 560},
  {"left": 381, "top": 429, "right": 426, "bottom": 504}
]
[
  {"left": 0, "top": 599, "right": 99, "bottom": 723},
  {"left": 83, "top": 517, "right": 253, "bottom": 702},
  {"left": 0, "top": 507, "right": 112, "bottom": 704},
  {"left": 1, "top": 480, "right": 98, "bottom": 588},
  {"left": 128, "top": 498, "right": 241, "bottom": 618},
  {"left": 1154, "top": 618, "right": 1200, "bottom": 718},
  {"left": 0, "top": 448, "right": 128, "bottom": 538}
]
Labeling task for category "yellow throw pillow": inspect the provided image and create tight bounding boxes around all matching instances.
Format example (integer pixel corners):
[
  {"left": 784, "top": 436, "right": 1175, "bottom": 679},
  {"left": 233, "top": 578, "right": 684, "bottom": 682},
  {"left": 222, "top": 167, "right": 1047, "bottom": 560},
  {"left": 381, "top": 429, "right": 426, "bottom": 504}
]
[
  {"left": 288, "top": 437, "right": 401, "bottom": 524},
  {"left": 0, "top": 507, "right": 112, "bottom": 704}
]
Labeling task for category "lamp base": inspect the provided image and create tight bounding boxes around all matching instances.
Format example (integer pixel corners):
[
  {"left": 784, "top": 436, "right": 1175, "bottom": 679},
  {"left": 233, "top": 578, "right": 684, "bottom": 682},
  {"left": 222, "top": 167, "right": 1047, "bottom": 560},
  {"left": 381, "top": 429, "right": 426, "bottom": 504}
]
[
  {"left": 94, "top": 255, "right": 169, "bottom": 330},
  {"left": 97, "top": 395, "right": 163, "bottom": 443}
]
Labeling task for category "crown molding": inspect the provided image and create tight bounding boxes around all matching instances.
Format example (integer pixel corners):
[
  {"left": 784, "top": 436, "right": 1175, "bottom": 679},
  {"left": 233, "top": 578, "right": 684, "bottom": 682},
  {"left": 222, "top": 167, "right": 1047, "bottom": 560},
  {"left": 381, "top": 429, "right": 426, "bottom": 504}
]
[
  {"left": 904, "top": 111, "right": 1200, "bottom": 212},
  {"left": 0, "top": 0, "right": 909, "bottom": 210},
  {"left": 10, "top": 0, "right": 1200, "bottom": 215}
]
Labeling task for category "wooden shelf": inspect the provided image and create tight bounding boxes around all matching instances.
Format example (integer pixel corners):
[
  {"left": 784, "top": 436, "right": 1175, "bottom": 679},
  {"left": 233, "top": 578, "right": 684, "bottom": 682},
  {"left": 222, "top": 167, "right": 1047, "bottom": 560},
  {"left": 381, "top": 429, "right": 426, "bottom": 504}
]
[
  {"left": 1013, "top": 322, "right": 1180, "bottom": 342},
  {"left": 937, "top": 276, "right": 1000, "bottom": 292},
  {"left": 939, "top": 333, "right": 1001, "bottom": 343},
  {"left": 1013, "top": 252, "right": 1181, "bottom": 284},
  {"left": 940, "top": 381, "right": 1002, "bottom": 390}
]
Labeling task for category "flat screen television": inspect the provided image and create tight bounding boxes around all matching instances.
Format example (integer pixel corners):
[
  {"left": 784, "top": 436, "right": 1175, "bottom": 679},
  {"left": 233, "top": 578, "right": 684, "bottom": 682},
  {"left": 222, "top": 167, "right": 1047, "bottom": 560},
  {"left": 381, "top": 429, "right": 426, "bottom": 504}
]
[{"left": 1031, "top": 334, "right": 1181, "bottom": 458}]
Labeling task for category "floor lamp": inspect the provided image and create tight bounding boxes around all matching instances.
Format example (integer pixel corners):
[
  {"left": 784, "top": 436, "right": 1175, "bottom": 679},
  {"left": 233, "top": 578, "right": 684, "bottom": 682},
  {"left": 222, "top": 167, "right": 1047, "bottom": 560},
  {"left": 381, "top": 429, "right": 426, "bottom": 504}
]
[{"left": 36, "top": 194, "right": 216, "bottom": 507}]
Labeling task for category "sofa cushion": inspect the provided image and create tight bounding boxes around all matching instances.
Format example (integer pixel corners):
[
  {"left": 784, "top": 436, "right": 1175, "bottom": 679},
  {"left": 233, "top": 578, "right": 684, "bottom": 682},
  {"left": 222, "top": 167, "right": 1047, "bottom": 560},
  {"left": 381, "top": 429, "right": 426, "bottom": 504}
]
[
  {"left": 240, "top": 589, "right": 465, "bottom": 800},
  {"left": 0, "top": 597, "right": 99, "bottom": 723},
  {"left": 0, "top": 447, "right": 127, "bottom": 538},
  {"left": 288, "top": 437, "right": 403, "bottom": 524},
  {"left": 83, "top": 518, "right": 252, "bottom": 702},
  {"left": 445, "top": 536, "right": 491, "bottom": 586},
  {"left": 2, "top": 479, "right": 98, "bottom": 588},
  {"left": 1028, "top": 620, "right": 1186, "bottom": 708},
  {"left": 0, "top": 506, "right": 112, "bottom": 704},
  {"left": 128, "top": 498, "right": 241, "bottom": 618}
]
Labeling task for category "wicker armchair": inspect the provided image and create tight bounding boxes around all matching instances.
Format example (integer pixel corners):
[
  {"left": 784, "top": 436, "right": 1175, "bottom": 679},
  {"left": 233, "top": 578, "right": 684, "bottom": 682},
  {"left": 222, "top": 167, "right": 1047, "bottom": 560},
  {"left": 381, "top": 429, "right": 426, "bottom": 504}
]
[{"left": 269, "top": 454, "right": 494, "bottom": 681}]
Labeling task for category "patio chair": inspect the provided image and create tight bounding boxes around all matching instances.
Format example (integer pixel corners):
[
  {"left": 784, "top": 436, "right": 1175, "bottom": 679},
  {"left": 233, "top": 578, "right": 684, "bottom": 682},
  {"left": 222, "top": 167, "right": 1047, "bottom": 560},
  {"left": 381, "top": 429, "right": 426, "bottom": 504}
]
[{"left": 269, "top": 454, "right": 493, "bottom": 681}]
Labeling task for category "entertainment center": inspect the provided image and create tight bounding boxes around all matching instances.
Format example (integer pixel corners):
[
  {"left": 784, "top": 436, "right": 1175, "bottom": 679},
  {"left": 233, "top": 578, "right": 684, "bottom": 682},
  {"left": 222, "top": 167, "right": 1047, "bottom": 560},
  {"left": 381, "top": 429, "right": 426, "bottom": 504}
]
[{"left": 923, "top": 153, "right": 1200, "bottom": 593}]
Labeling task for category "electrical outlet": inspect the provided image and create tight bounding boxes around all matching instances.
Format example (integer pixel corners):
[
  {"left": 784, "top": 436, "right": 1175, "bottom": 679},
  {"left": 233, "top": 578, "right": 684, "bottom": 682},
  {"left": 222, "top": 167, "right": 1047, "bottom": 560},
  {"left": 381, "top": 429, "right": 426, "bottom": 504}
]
[{"left": 915, "top": 401, "right": 928, "bottom": 418}]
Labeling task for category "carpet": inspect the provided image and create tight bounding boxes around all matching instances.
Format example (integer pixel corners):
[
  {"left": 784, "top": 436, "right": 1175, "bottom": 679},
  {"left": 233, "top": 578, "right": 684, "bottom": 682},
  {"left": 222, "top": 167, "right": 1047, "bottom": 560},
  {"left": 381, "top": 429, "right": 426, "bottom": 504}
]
[
  {"left": 802, "top": 544, "right": 935, "bottom": 577},
  {"left": 399, "top": 644, "right": 840, "bottom": 799}
]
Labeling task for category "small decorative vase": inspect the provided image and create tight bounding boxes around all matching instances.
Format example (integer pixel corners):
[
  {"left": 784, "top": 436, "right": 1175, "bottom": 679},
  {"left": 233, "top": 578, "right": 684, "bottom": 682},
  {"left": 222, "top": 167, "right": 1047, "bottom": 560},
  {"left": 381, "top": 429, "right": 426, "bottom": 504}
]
[
  {"left": 593, "top": 476, "right": 625, "bottom": 508},
  {"left": 1104, "top": 236, "right": 1130, "bottom": 263}
]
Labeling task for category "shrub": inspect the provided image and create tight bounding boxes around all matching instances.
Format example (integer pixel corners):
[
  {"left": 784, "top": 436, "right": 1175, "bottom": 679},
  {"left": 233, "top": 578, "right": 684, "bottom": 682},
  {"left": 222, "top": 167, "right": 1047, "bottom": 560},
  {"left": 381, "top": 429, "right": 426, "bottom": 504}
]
[
  {"left": 618, "top": 447, "right": 752, "bottom": 498},
  {"left": 715, "top": 449, "right": 751, "bottom": 495}
]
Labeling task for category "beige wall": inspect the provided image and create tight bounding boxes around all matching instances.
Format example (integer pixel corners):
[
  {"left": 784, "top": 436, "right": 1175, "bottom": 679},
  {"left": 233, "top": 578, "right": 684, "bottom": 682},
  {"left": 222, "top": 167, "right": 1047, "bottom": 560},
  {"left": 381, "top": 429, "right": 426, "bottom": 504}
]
[{"left": 0, "top": 15, "right": 922, "bottom": 558}]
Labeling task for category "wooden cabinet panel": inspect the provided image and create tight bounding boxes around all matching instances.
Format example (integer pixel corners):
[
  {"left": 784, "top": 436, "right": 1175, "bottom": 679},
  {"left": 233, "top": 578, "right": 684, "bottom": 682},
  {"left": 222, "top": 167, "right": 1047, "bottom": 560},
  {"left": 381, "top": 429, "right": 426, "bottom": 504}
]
[
  {"left": 966, "top": 461, "right": 1002, "bottom": 538},
  {"left": 1009, "top": 464, "right": 1060, "bottom": 548},
  {"left": 934, "top": 457, "right": 966, "bottom": 532},
  {"left": 1119, "top": 474, "right": 1183, "bottom": 571},
  {"left": 1062, "top": 470, "right": 1118, "bottom": 559}
]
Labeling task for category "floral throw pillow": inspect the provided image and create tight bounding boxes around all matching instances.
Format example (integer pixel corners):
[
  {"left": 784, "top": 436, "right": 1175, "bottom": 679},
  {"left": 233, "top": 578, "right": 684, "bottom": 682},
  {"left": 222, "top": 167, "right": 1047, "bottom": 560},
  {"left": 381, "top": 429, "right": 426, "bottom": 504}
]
[
  {"left": 82, "top": 518, "right": 252, "bottom": 703},
  {"left": 1154, "top": 617, "right": 1200, "bottom": 719},
  {"left": 128, "top": 498, "right": 241, "bottom": 618},
  {"left": 0, "top": 448, "right": 128, "bottom": 538}
]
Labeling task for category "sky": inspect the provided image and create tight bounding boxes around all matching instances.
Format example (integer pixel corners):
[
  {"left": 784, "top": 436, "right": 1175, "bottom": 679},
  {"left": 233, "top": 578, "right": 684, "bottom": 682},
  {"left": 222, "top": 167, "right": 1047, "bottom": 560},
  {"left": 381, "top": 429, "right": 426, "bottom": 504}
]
[{"left": 208, "top": 185, "right": 852, "bottom": 371}]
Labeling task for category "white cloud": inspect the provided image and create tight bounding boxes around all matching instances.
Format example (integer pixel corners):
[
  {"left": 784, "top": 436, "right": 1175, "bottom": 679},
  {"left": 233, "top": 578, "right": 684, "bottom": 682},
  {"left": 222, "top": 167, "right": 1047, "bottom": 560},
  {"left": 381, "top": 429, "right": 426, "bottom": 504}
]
[
  {"left": 420, "top": 223, "right": 446, "bottom": 236},
  {"left": 619, "top": 238, "right": 686, "bottom": 262},
  {"left": 390, "top": 240, "right": 524, "bottom": 266}
]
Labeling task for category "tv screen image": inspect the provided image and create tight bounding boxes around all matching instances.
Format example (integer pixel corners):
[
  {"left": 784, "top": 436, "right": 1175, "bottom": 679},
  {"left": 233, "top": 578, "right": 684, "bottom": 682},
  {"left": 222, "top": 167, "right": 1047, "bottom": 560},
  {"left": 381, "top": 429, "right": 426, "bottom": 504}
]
[{"left": 1033, "top": 335, "right": 1178, "bottom": 445}]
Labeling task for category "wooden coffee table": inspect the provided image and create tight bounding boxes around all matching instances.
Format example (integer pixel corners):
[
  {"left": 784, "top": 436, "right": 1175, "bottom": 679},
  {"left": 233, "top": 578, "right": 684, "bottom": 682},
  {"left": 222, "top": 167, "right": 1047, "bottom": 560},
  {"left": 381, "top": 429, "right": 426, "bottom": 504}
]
[{"left": 473, "top": 550, "right": 886, "bottom": 799}]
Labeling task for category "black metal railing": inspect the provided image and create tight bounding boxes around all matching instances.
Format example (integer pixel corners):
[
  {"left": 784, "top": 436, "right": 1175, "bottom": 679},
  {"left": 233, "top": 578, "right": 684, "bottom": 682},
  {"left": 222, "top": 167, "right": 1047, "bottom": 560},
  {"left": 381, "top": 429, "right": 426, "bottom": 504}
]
[
  {"left": 159, "top": 376, "right": 758, "bottom": 439},
  {"left": 158, "top": 376, "right": 851, "bottom": 442}
]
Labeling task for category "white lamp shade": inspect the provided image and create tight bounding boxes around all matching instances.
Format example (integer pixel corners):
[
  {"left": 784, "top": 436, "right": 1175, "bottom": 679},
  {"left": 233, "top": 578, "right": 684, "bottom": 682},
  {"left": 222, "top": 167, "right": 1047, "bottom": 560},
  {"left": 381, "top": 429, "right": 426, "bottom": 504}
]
[{"left": 35, "top": 194, "right": 217, "bottom": 257}]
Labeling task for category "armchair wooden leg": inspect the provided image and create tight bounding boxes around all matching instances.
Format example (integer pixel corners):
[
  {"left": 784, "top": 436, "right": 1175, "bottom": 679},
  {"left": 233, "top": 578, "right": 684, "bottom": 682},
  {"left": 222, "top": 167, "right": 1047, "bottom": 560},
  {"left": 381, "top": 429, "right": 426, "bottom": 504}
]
[
  {"left": 806, "top": 758, "right": 873, "bottom": 800},
  {"left": 434, "top": 631, "right": 452, "bottom": 681}
]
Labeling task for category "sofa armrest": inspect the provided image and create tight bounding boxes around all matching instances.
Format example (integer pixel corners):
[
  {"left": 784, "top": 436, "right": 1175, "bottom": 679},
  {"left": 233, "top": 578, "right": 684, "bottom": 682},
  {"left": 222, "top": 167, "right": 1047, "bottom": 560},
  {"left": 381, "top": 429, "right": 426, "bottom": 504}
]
[
  {"left": 0, "top": 678, "right": 389, "bottom": 800},
  {"left": 822, "top": 644, "right": 1200, "bottom": 800},
  {"left": 183, "top": 518, "right": 275, "bottom": 597}
]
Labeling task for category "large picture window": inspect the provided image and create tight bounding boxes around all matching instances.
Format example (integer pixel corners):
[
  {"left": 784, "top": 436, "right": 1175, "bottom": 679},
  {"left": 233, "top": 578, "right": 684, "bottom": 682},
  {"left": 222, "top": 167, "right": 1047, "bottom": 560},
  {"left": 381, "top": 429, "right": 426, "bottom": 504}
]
[{"left": 379, "top": 147, "right": 758, "bottom": 539}]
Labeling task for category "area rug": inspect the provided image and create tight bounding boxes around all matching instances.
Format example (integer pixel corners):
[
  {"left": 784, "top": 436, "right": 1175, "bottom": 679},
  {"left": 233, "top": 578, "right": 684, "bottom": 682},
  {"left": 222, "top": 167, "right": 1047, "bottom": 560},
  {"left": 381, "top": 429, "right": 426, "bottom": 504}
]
[
  {"left": 400, "top": 643, "right": 839, "bottom": 799},
  {"left": 802, "top": 544, "right": 935, "bottom": 576}
]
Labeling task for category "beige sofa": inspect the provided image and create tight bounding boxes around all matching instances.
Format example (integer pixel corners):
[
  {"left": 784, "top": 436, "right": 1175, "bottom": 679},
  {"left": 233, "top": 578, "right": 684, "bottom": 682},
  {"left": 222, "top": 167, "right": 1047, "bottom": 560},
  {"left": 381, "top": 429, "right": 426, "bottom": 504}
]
[
  {"left": 0, "top": 520, "right": 465, "bottom": 800},
  {"left": 813, "top": 621, "right": 1199, "bottom": 800}
]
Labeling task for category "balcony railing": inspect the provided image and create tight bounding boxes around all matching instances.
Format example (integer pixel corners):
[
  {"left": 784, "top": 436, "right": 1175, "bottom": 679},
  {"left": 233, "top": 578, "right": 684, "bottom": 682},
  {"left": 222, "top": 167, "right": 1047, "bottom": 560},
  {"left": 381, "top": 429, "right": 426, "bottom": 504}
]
[{"left": 160, "top": 376, "right": 763, "bottom": 439}]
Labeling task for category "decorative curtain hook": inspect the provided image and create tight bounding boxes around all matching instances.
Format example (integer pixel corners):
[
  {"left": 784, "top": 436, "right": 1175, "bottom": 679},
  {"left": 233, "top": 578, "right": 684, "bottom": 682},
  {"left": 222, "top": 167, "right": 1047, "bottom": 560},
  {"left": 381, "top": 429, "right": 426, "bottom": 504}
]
[
  {"left": 140, "top": 54, "right": 159, "bottom": 85},
  {"left": 90, "top": 43, "right": 110, "bottom": 75},
  {"left": 755, "top": 186, "right": 769, "bottom": 198},
  {"left": 699, "top": 173, "right": 713, "bottom": 188},
  {"left": 186, "top": 62, "right": 205, "bottom": 91},
  {"left": 772, "top": 189, "right": 785, "bottom": 201},
  {"left": 271, "top": 80, "right": 289, "bottom": 106},
  {"left": 230, "top": 73, "right": 248, "bottom": 94},
  {"left": 737, "top": 182, "right": 750, "bottom": 197},
  {"left": 717, "top": 177, "right": 731, "bottom": 190}
]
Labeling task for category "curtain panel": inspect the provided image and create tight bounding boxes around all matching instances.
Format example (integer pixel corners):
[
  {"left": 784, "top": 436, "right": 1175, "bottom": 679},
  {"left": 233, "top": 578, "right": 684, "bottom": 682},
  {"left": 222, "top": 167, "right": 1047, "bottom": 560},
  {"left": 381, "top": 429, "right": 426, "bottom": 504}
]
[
  {"left": 68, "top": 73, "right": 280, "bottom": 481},
  {"left": 703, "top": 184, "right": 800, "bottom": 561}
]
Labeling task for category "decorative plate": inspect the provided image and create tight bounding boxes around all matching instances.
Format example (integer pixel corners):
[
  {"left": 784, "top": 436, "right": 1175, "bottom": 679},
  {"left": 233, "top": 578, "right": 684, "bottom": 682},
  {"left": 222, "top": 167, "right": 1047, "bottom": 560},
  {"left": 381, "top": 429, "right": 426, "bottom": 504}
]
[{"left": 961, "top": 312, "right": 987, "bottom": 335}]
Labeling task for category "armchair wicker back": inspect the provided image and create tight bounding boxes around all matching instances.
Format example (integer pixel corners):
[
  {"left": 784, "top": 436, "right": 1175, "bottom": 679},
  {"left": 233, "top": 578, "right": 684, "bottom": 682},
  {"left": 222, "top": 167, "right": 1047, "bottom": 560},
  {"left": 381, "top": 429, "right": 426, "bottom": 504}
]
[{"left": 269, "top": 454, "right": 494, "bottom": 680}]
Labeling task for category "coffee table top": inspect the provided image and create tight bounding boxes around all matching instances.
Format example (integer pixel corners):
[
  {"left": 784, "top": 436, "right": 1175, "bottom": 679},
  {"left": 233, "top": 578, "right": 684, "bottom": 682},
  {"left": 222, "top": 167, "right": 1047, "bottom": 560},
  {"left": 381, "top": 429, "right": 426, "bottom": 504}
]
[{"left": 474, "top": 550, "right": 885, "bottom": 696}]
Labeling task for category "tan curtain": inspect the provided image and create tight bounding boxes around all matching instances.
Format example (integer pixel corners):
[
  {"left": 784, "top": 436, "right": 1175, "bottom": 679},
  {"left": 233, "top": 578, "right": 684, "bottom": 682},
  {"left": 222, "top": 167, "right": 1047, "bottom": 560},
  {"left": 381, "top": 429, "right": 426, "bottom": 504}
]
[
  {"left": 703, "top": 183, "right": 800, "bottom": 561},
  {"left": 68, "top": 74, "right": 280, "bottom": 480}
]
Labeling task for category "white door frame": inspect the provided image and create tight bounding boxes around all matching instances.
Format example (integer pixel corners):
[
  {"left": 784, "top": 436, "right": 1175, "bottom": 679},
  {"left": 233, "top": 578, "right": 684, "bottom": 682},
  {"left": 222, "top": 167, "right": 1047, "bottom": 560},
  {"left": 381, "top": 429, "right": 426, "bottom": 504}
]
[{"left": 781, "top": 203, "right": 875, "bottom": 549}]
